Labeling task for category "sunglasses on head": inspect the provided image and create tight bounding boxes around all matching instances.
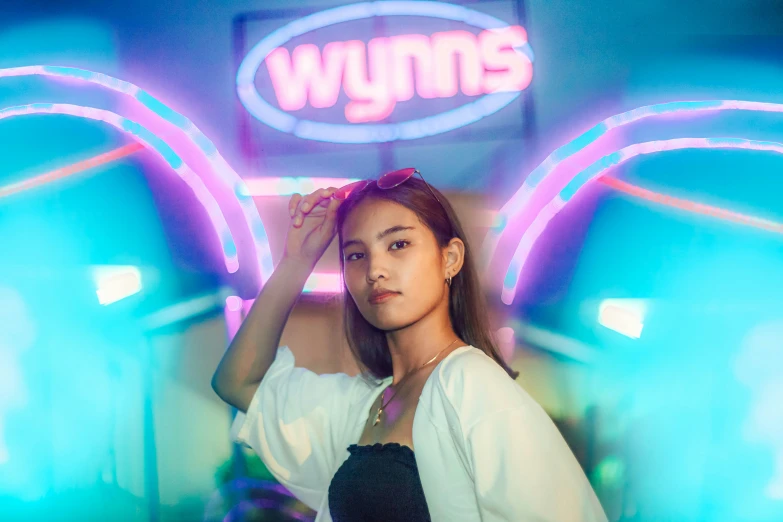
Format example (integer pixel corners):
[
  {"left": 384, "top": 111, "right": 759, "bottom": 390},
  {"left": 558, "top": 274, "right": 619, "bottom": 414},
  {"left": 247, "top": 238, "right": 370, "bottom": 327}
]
[{"left": 332, "top": 168, "right": 444, "bottom": 210}]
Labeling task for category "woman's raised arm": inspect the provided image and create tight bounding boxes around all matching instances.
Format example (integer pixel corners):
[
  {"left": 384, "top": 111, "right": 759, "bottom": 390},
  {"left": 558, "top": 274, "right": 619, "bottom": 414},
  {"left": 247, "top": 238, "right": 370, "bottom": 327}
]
[{"left": 211, "top": 187, "right": 342, "bottom": 412}]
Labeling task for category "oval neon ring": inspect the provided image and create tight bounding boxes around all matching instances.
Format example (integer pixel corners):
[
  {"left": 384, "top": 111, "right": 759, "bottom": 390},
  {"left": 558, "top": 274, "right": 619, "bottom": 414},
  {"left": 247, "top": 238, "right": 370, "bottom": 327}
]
[{"left": 236, "top": 1, "right": 534, "bottom": 144}]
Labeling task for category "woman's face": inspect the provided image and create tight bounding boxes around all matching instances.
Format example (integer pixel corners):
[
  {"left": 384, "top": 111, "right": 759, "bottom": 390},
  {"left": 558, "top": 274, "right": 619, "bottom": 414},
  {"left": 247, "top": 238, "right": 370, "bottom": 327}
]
[{"left": 341, "top": 199, "right": 448, "bottom": 331}]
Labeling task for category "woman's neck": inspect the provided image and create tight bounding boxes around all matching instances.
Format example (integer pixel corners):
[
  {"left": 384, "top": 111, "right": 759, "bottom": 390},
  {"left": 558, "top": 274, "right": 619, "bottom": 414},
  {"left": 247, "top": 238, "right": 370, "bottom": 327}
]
[{"left": 385, "top": 315, "right": 464, "bottom": 384}]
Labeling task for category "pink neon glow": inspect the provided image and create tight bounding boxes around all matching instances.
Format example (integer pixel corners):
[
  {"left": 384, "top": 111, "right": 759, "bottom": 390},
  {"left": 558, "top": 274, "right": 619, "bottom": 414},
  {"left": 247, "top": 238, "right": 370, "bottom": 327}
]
[
  {"left": 224, "top": 300, "right": 243, "bottom": 340},
  {"left": 266, "top": 42, "right": 346, "bottom": 111},
  {"left": 0, "top": 142, "right": 143, "bottom": 199},
  {"left": 240, "top": 177, "right": 360, "bottom": 197},
  {"left": 344, "top": 39, "right": 396, "bottom": 123},
  {"left": 480, "top": 26, "right": 533, "bottom": 93},
  {"left": 303, "top": 272, "right": 342, "bottom": 294},
  {"left": 494, "top": 326, "right": 516, "bottom": 362},
  {"left": 0, "top": 103, "right": 239, "bottom": 273},
  {"left": 226, "top": 295, "right": 243, "bottom": 312},
  {"left": 432, "top": 30, "right": 483, "bottom": 97},
  {"left": 599, "top": 176, "right": 783, "bottom": 235},
  {"left": 500, "top": 196, "right": 565, "bottom": 305},
  {"left": 265, "top": 26, "right": 530, "bottom": 123},
  {"left": 502, "top": 137, "right": 783, "bottom": 304},
  {"left": 391, "top": 34, "right": 436, "bottom": 101},
  {"left": 241, "top": 297, "right": 254, "bottom": 316},
  {"left": 229, "top": 274, "right": 343, "bottom": 307}
]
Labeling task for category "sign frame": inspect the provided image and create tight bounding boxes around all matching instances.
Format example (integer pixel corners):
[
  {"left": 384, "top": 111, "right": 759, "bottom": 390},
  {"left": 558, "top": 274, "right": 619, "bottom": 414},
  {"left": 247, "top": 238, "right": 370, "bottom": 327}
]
[{"left": 232, "top": 0, "right": 535, "bottom": 160}]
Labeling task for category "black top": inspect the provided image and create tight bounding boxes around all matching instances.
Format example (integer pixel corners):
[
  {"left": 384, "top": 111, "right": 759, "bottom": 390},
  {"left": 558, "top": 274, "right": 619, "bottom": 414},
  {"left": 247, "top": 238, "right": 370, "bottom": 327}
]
[{"left": 328, "top": 443, "right": 432, "bottom": 521}]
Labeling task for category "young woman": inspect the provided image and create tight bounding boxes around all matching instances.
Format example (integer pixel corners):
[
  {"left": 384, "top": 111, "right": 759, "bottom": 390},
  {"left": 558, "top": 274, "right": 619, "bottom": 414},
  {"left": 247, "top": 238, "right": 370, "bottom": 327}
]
[{"left": 212, "top": 168, "right": 607, "bottom": 522}]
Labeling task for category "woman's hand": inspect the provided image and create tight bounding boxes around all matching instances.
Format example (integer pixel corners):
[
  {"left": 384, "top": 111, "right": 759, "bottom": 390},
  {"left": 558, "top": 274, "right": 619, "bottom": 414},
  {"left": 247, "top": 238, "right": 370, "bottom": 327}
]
[{"left": 282, "top": 187, "right": 342, "bottom": 270}]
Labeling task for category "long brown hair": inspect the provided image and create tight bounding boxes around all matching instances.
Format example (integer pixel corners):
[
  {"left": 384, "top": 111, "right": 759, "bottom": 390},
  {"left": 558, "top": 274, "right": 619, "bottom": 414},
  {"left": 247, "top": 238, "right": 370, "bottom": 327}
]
[{"left": 336, "top": 176, "right": 519, "bottom": 381}]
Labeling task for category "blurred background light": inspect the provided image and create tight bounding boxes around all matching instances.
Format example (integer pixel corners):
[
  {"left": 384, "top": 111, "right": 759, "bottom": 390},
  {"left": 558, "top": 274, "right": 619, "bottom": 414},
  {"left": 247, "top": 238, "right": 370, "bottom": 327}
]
[
  {"left": 598, "top": 299, "right": 646, "bottom": 339},
  {"left": 91, "top": 266, "right": 143, "bottom": 305}
]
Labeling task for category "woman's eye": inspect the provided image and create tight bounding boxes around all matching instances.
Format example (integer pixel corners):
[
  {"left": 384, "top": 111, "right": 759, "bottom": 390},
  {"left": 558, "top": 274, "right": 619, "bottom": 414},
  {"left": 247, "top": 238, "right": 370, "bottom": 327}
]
[{"left": 345, "top": 241, "right": 408, "bottom": 261}]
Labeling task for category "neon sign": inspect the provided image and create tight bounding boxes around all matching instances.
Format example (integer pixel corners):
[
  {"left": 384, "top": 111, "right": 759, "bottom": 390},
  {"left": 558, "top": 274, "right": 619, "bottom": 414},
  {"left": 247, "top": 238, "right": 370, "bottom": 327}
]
[
  {"left": 0, "top": 65, "right": 276, "bottom": 282},
  {"left": 266, "top": 27, "right": 531, "bottom": 123},
  {"left": 237, "top": 1, "right": 534, "bottom": 143},
  {"left": 477, "top": 99, "right": 783, "bottom": 305},
  {"left": 0, "top": 102, "right": 240, "bottom": 274}
]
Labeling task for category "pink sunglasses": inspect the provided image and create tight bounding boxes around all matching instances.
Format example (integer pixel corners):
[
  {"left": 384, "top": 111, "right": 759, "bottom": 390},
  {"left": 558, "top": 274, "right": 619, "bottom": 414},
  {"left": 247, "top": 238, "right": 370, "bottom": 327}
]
[{"left": 332, "top": 167, "right": 444, "bottom": 209}]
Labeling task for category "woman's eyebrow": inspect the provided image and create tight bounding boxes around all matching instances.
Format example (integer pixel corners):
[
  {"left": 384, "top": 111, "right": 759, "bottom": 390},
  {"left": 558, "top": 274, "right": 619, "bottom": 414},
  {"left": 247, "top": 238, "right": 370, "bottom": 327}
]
[{"left": 341, "top": 225, "right": 415, "bottom": 249}]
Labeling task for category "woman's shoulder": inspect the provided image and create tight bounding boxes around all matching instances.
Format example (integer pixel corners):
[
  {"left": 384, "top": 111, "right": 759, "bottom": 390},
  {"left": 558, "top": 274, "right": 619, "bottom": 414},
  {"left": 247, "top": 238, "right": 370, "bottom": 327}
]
[
  {"left": 430, "top": 345, "right": 542, "bottom": 423},
  {"left": 436, "top": 345, "right": 515, "bottom": 388}
]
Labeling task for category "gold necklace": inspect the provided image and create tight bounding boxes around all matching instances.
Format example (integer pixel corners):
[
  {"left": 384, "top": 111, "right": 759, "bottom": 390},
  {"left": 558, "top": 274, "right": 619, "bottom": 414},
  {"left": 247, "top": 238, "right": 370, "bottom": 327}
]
[{"left": 373, "top": 338, "right": 460, "bottom": 427}]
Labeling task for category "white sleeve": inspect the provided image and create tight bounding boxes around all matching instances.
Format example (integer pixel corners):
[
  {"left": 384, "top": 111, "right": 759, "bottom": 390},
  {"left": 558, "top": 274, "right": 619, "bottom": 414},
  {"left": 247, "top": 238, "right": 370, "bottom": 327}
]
[
  {"left": 230, "top": 345, "right": 374, "bottom": 510},
  {"left": 438, "top": 350, "right": 607, "bottom": 522},
  {"left": 466, "top": 407, "right": 608, "bottom": 522}
]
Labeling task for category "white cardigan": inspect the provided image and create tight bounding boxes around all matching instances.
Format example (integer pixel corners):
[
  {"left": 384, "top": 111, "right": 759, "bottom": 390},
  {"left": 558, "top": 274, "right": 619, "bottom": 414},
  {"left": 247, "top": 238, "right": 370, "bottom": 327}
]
[{"left": 231, "top": 345, "right": 608, "bottom": 522}]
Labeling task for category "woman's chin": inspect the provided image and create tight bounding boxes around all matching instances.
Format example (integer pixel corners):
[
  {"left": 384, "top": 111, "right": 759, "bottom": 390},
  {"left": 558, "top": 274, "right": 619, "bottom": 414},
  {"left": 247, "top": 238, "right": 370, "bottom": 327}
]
[
  {"left": 360, "top": 307, "right": 396, "bottom": 327},
  {"left": 365, "top": 312, "right": 419, "bottom": 333},
  {"left": 366, "top": 316, "right": 398, "bottom": 331}
]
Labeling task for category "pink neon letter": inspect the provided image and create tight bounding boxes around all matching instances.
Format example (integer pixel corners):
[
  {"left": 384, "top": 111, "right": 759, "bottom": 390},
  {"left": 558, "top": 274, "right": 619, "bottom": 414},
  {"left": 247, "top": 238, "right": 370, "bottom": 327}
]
[
  {"left": 390, "top": 34, "right": 435, "bottom": 101},
  {"left": 343, "top": 38, "right": 396, "bottom": 123},
  {"left": 431, "top": 30, "right": 483, "bottom": 98},
  {"left": 480, "top": 26, "right": 532, "bottom": 93},
  {"left": 266, "top": 42, "right": 346, "bottom": 110}
]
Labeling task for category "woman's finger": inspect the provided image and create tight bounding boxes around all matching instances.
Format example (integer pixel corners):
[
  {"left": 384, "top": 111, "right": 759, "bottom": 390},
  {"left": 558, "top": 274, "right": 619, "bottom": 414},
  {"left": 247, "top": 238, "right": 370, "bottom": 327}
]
[
  {"left": 289, "top": 193, "right": 302, "bottom": 217},
  {"left": 314, "top": 187, "right": 338, "bottom": 208},
  {"left": 293, "top": 188, "right": 339, "bottom": 227},
  {"left": 301, "top": 188, "right": 335, "bottom": 213}
]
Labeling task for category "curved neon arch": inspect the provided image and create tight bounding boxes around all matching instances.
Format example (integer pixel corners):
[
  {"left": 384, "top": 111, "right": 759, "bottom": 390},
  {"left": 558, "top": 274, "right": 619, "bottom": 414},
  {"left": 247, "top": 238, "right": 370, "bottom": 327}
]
[
  {"left": 0, "top": 66, "right": 274, "bottom": 283},
  {"left": 501, "top": 137, "right": 783, "bottom": 304},
  {"left": 0, "top": 103, "right": 239, "bottom": 273},
  {"left": 484, "top": 100, "right": 783, "bottom": 273},
  {"left": 236, "top": 0, "right": 534, "bottom": 144}
]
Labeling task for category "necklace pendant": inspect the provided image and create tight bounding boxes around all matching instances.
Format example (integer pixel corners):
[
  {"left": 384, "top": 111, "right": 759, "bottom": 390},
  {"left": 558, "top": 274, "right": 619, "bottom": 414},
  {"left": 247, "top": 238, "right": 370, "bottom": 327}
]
[{"left": 373, "top": 409, "right": 382, "bottom": 426}]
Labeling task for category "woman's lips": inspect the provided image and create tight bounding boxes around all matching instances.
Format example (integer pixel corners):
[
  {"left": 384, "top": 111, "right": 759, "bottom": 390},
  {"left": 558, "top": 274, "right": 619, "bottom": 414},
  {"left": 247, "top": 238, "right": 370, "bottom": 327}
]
[{"left": 369, "top": 292, "right": 400, "bottom": 304}]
